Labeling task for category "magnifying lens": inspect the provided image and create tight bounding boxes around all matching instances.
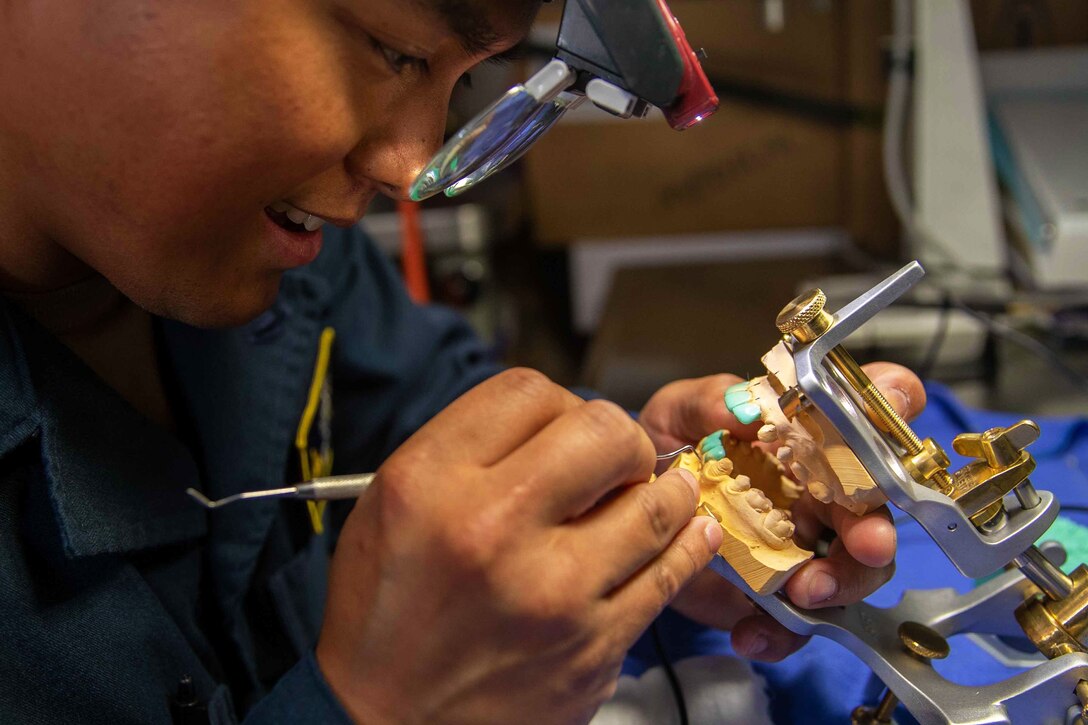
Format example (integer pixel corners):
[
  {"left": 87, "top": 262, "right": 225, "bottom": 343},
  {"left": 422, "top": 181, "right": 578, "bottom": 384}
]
[
  {"left": 409, "top": 0, "right": 719, "bottom": 202},
  {"left": 409, "top": 60, "right": 580, "bottom": 202}
]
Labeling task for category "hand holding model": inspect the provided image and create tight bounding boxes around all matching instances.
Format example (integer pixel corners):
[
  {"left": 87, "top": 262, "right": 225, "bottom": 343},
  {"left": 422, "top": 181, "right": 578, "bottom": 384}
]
[
  {"left": 639, "top": 363, "right": 925, "bottom": 662},
  {"left": 317, "top": 368, "right": 723, "bottom": 724}
]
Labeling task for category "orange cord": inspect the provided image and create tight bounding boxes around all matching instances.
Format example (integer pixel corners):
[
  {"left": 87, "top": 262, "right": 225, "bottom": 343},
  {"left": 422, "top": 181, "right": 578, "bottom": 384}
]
[{"left": 397, "top": 200, "right": 431, "bottom": 303}]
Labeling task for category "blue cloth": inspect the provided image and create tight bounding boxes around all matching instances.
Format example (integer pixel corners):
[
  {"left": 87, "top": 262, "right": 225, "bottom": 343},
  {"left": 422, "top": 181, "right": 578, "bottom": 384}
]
[
  {"left": 0, "top": 226, "right": 500, "bottom": 723},
  {"left": 639, "top": 382, "right": 1088, "bottom": 724}
]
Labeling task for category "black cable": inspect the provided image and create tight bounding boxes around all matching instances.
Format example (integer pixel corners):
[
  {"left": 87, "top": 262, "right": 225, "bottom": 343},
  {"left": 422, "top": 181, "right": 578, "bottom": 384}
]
[
  {"left": 946, "top": 295, "right": 1088, "bottom": 395},
  {"left": 650, "top": 621, "right": 688, "bottom": 725},
  {"left": 892, "top": 282, "right": 1088, "bottom": 398},
  {"left": 917, "top": 290, "right": 953, "bottom": 381}
]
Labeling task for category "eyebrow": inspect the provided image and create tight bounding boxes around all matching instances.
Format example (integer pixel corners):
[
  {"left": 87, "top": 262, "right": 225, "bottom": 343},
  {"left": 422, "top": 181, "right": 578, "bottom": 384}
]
[{"left": 427, "top": 0, "right": 535, "bottom": 57}]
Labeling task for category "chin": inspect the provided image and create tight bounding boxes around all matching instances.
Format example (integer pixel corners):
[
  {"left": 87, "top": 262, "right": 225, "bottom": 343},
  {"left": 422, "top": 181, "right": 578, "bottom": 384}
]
[{"left": 157, "top": 276, "right": 283, "bottom": 330}]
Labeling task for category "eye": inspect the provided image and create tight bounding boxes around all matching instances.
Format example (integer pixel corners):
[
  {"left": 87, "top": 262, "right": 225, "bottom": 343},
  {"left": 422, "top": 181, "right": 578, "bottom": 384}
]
[{"left": 370, "top": 36, "right": 428, "bottom": 76}]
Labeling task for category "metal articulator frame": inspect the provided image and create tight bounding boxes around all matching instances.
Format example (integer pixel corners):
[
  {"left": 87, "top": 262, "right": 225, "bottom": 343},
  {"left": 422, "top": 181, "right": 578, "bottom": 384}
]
[
  {"left": 791, "top": 262, "right": 1058, "bottom": 580},
  {"left": 711, "top": 556, "right": 1088, "bottom": 724}
]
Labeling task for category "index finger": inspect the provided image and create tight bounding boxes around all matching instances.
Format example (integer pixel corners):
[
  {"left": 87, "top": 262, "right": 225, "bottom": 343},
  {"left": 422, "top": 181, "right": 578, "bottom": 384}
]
[
  {"left": 497, "top": 398, "right": 657, "bottom": 522},
  {"left": 402, "top": 368, "right": 583, "bottom": 466}
]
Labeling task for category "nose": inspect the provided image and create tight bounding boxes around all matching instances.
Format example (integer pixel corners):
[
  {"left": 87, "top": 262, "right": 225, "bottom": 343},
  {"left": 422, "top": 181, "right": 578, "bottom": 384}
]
[{"left": 345, "top": 91, "right": 449, "bottom": 201}]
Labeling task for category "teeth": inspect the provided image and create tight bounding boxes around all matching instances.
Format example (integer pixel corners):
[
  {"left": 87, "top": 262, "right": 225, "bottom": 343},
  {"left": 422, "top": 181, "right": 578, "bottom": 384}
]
[
  {"left": 758, "top": 424, "right": 778, "bottom": 443},
  {"left": 766, "top": 508, "right": 791, "bottom": 525},
  {"left": 807, "top": 480, "right": 834, "bottom": 503},
  {"left": 272, "top": 200, "right": 327, "bottom": 232},
  {"left": 727, "top": 474, "right": 752, "bottom": 494},
  {"left": 745, "top": 489, "right": 772, "bottom": 512}
]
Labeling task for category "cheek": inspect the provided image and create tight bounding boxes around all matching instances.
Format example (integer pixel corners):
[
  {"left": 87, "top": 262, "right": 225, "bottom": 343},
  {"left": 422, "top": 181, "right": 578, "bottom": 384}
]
[{"left": 36, "top": 3, "right": 363, "bottom": 236}]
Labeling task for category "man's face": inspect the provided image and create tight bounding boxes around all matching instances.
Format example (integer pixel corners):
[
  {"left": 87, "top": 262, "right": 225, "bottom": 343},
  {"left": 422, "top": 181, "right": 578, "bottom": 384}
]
[{"left": 0, "top": 0, "right": 533, "bottom": 325}]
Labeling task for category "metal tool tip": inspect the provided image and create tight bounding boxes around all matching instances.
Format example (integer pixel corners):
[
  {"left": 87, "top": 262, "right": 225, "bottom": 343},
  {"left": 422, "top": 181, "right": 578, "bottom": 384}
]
[{"left": 185, "top": 488, "right": 217, "bottom": 509}]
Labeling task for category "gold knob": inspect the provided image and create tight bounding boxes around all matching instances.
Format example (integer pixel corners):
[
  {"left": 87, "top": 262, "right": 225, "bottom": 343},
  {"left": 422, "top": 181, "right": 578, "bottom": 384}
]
[
  {"left": 776, "top": 289, "right": 833, "bottom": 343},
  {"left": 898, "top": 621, "right": 950, "bottom": 661},
  {"left": 852, "top": 623, "right": 949, "bottom": 724}
]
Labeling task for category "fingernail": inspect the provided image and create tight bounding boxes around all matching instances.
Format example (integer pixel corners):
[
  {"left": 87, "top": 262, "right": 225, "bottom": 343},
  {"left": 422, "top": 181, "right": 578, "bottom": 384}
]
[
  {"left": 874, "top": 378, "right": 910, "bottom": 416},
  {"left": 808, "top": 572, "right": 838, "bottom": 603},
  {"left": 739, "top": 634, "right": 767, "bottom": 658},
  {"left": 702, "top": 518, "right": 723, "bottom": 551},
  {"left": 675, "top": 468, "right": 699, "bottom": 498}
]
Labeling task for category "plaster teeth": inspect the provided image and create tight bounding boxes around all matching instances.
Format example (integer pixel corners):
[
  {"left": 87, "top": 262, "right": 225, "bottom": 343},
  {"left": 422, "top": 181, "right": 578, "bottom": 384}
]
[
  {"left": 777, "top": 446, "right": 794, "bottom": 463},
  {"left": 745, "top": 489, "right": 772, "bottom": 513},
  {"left": 728, "top": 474, "right": 752, "bottom": 493},
  {"left": 772, "top": 520, "right": 796, "bottom": 539},
  {"left": 757, "top": 424, "right": 778, "bottom": 443}
]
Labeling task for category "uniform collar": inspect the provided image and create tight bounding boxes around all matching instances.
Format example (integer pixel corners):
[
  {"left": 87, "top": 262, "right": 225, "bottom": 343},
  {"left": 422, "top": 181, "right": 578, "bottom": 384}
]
[
  {"left": 0, "top": 263, "right": 332, "bottom": 565},
  {"left": 0, "top": 304, "right": 39, "bottom": 459},
  {"left": 159, "top": 267, "right": 333, "bottom": 613},
  {"left": 0, "top": 297, "right": 206, "bottom": 558}
]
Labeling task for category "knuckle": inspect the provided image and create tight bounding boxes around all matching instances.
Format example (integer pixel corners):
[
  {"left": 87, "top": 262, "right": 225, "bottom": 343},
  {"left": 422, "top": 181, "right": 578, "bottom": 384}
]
[
  {"left": 442, "top": 510, "right": 503, "bottom": 573},
  {"left": 495, "top": 367, "right": 558, "bottom": 404},
  {"left": 374, "top": 457, "right": 423, "bottom": 523},
  {"left": 651, "top": 557, "right": 684, "bottom": 603},
  {"left": 581, "top": 400, "right": 640, "bottom": 448},
  {"left": 678, "top": 532, "right": 707, "bottom": 574},
  {"left": 635, "top": 485, "right": 677, "bottom": 543}
]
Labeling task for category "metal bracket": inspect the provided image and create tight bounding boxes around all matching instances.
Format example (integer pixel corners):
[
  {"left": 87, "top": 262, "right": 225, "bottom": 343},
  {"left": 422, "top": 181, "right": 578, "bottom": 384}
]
[{"left": 790, "top": 262, "right": 1058, "bottom": 579}]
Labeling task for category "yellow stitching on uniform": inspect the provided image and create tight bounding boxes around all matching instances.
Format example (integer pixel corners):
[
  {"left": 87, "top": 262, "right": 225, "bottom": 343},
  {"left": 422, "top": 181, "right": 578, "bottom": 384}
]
[
  {"left": 306, "top": 501, "right": 326, "bottom": 535},
  {"left": 297, "top": 327, "right": 337, "bottom": 534}
]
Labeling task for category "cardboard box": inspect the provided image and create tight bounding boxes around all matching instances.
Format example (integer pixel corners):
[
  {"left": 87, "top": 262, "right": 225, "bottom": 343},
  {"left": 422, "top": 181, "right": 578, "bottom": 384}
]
[
  {"left": 971, "top": 0, "right": 1088, "bottom": 50},
  {"left": 523, "top": 0, "right": 1083, "bottom": 253},
  {"left": 525, "top": 101, "right": 843, "bottom": 243},
  {"left": 669, "top": 0, "right": 892, "bottom": 111},
  {"left": 523, "top": 1, "right": 897, "bottom": 251}
]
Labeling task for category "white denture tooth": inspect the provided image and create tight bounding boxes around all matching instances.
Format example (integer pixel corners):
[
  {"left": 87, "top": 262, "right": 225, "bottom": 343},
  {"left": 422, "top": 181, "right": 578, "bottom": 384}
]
[
  {"left": 285, "top": 207, "right": 308, "bottom": 224},
  {"left": 303, "top": 214, "right": 325, "bottom": 232},
  {"left": 757, "top": 424, "right": 778, "bottom": 443},
  {"left": 777, "top": 446, "right": 794, "bottom": 463},
  {"left": 808, "top": 480, "right": 834, "bottom": 503},
  {"left": 269, "top": 200, "right": 290, "bottom": 213},
  {"left": 745, "top": 489, "right": 772, "bottom": 512},
  {"left": 790, "top": 462, "right": 810, "bottom": 482}
]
